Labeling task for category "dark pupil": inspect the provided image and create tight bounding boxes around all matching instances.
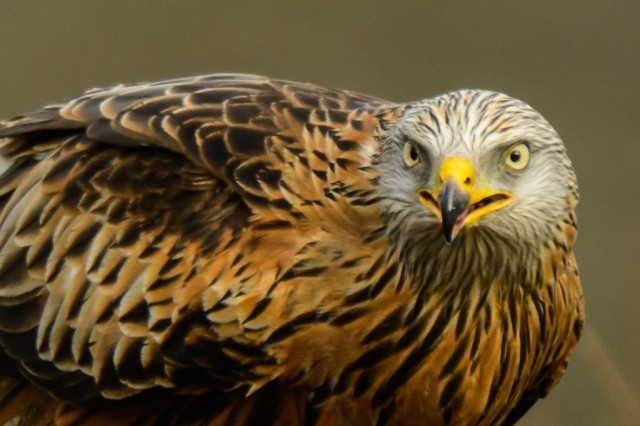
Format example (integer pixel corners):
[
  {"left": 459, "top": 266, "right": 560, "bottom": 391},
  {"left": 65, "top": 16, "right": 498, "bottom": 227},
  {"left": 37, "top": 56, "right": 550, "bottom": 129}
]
[
  {"left": 509, "top": 150, "right": 521, "bottom": 163},
  {"left": 409, "top": 146, "right": 418, "bottom": 161}
]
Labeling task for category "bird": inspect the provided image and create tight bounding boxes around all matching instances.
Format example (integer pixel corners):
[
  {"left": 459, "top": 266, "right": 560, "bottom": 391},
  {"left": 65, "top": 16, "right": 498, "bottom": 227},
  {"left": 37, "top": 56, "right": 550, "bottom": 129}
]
[{"left": 0, "top": 73, "right": 584, "bottom": 425}]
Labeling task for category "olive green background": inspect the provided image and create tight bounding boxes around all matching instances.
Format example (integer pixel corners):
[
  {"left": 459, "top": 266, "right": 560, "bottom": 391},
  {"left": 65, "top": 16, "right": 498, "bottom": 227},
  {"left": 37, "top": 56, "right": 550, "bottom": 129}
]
[{"left": 0, "top": 1, "right": 638, "bottom": 424}]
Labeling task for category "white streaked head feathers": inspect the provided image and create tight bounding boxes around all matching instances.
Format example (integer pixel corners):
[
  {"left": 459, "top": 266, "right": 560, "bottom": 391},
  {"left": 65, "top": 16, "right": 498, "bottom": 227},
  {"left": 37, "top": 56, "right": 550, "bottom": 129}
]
[{"left": 377, "top": 90, "right": 576, "bottom": 261}]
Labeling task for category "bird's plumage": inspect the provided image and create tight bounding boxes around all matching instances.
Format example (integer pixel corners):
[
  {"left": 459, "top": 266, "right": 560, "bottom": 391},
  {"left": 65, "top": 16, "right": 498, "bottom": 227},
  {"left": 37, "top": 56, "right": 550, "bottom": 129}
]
[{"left": 0, "top": 74, "right": 583, "bottom": 425}]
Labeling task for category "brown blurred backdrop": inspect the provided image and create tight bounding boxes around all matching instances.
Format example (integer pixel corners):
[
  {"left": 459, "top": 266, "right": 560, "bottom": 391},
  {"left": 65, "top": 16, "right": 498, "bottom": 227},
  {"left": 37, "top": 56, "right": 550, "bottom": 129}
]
[{"left": 0, "top": 1, "right": 638, "bottom": 424}]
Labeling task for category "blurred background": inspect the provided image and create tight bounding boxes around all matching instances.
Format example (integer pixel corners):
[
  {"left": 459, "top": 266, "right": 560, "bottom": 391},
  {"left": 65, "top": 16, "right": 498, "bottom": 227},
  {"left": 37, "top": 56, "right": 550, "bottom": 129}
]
[{"left": 0, "top": 1, "right": 638, "bottom": 424}]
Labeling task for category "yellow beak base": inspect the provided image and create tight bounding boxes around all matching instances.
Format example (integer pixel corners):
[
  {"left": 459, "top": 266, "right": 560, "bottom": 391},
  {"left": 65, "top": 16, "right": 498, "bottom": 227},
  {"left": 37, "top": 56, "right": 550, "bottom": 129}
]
[{"left": 418, "top": 158, "right": 513, "bottom": 243}]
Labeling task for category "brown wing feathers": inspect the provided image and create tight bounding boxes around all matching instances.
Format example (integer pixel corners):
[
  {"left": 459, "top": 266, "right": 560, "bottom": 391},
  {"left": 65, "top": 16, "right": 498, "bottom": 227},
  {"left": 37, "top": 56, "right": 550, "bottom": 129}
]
[{"left": 0, "top": 74, "right": 398, "bottom": 423}]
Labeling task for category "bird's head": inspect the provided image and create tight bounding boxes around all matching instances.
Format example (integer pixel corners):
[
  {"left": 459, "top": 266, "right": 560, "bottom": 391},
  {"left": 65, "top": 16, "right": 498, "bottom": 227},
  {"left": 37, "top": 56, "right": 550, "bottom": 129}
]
[{"left": 377, "top": 90, "right": 577, "bottom": 258}]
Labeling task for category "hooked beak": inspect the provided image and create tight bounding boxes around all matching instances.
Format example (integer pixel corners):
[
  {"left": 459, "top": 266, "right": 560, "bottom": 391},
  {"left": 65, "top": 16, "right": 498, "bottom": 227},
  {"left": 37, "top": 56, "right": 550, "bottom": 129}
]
[{"left": 418, "top": 157, "right": 513, "bottom": 244}]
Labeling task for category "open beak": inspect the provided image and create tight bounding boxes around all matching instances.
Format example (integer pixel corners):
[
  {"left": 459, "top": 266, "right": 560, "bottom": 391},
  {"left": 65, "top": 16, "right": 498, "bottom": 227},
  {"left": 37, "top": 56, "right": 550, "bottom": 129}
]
[{"left": 418, "top": 157, "right": 513, "bottom": 244}]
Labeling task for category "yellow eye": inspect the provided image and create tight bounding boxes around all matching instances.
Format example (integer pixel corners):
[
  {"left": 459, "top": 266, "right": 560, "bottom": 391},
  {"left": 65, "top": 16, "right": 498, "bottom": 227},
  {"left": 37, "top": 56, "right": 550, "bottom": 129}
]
[
  {"left": 403, "top": 143, "right": 420, "bottom": 167},
  {"left": 504, "top": 143, "right": 530, "bottom": 170}
]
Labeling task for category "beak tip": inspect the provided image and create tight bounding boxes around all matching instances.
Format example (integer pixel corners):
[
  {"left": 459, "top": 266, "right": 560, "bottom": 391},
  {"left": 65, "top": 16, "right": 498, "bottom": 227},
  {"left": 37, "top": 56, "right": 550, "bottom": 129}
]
[{"left": 443, "top": 229, "right": 457, "bottom": 245}]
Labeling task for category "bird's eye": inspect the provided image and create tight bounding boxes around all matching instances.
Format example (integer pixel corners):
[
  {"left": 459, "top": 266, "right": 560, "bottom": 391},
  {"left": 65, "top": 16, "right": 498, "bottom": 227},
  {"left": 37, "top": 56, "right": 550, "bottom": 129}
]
[
  {"left": 503, "top": 142, "right": 530, "bottom": 170},
  {"left": 403, "top": 143, "right": 420, "bottom": 167}
]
